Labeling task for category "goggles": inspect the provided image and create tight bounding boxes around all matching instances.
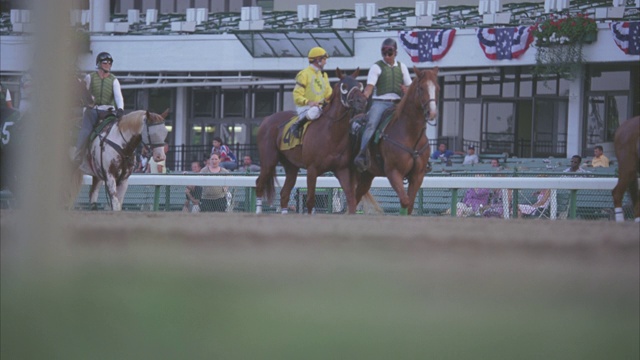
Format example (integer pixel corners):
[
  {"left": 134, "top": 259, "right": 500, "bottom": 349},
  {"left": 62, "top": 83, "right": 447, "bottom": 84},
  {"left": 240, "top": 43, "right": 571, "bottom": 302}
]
[
  {"left": 101, "top": 59, "right": 113, "bottom": 64},
  {"left": 381, "top": 47, "right": 395, "bottom": 57}
]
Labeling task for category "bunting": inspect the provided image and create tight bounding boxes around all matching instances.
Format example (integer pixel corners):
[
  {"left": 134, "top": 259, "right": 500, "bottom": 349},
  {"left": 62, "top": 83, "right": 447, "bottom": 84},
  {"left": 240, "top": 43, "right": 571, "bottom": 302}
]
[
  {"left": 477, "top": 26, "right": 534, "bottom": 60},
  {"left": 398, "top": 29, "right": 456, "bottom": 63},
  {"left": 611, "top": 21, "right": 640, "bottom": 55}
]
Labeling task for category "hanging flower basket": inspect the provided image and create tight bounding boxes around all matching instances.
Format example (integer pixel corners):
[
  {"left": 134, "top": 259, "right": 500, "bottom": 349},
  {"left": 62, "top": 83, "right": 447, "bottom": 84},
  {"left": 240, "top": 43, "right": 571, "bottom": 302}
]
[{"left": 532, "top": 13, "right": 598, "bottom": 80}]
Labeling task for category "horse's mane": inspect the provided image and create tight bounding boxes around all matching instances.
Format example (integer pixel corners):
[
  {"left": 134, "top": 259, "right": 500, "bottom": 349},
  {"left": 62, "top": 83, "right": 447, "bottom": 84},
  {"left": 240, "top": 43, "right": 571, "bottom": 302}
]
[
  {"left": 118, "top": 110, "right": 146, "bottom": 133},
  {"left": 390, "top": 68, "right": 438, "bottom": 127}
]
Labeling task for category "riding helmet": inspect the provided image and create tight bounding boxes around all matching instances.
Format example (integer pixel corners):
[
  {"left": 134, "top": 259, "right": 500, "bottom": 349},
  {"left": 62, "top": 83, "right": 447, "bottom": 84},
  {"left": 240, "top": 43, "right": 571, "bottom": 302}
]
[
  {"left": 308, "top": 47, "right": 328, "bottom": 61},
  {"left": 96, "top": 52, "right": 114, "bottom": 65}
]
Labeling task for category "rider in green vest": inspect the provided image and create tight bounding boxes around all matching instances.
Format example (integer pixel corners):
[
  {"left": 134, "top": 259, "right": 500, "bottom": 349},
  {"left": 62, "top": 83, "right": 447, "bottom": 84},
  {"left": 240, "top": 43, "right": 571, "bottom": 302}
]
[
  {"left": 71, "top": 51, "right": 125, "bottom": 163},
  {"left": 354, "top": 38, "right": 413, "bottom": 172}
]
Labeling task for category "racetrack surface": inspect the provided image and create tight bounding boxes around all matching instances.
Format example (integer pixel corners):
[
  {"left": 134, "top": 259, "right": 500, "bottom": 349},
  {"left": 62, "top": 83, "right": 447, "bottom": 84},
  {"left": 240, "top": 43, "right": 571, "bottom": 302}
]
[{"left": 2, "top": 211, "right": 639, "bottom": 360}]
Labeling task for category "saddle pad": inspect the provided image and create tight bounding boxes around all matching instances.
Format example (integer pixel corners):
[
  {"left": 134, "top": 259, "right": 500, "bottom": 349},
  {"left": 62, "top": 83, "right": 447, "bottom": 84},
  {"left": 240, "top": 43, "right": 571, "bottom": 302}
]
[
  {"left": 279, "top": 115, "right": 310, "bottom": 151},
  {"left": 89, "top": 114, "right": 117, "bottom": 143},
  {"left": 373, "top": 109, "right": 395, "bottom": 144}
]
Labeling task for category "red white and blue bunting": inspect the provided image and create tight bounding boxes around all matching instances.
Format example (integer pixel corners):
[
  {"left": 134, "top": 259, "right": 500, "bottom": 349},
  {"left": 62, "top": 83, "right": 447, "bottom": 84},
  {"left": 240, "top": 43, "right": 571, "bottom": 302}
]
[
  {"left": 476, "top": 26, "right": 534, "bottom": 60},
  {"left": 611, "top": 21, "right": 640, "bottom": 55},
  {"left": 398, "top": 29, "right": 456, "bottom": 63}
]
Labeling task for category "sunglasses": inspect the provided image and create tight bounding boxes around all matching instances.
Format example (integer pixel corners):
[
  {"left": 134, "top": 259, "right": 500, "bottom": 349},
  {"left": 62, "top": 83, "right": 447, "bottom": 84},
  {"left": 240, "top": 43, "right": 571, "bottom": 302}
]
[
  {"left": 101, "top": 60, "right": 113, "bottom": 64},
  {"left": 381, "top": 49, "right": 395, "bottom": 57}
]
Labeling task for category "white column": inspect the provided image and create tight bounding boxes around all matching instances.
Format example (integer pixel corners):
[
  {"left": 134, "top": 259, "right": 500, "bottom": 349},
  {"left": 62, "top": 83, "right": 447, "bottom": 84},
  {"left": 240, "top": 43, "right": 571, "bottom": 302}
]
[
  {"left": 426, "top": 126, "right": 437, "bottom": 154},
  {"left": 175, "top": 87, "right": 188, "bottom": 147},
  {"left": 89, "top": 0, "right": 109, "bottom": 33},
  {"left": 565, "top": 68, "right": 586, "bottom": 157}
]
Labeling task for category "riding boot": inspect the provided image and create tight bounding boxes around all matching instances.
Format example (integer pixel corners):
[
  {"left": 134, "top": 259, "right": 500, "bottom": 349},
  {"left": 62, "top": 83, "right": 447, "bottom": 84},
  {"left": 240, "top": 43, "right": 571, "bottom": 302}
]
[{"left": 290, "top": 118, "right": 307, "bottom": 137}]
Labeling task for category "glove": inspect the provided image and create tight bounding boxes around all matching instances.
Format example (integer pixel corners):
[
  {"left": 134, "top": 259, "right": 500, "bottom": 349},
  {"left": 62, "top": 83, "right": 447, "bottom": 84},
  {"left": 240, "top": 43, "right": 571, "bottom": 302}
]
[{"left": 116, "top": 108, "right": 124, "bottom": 118}]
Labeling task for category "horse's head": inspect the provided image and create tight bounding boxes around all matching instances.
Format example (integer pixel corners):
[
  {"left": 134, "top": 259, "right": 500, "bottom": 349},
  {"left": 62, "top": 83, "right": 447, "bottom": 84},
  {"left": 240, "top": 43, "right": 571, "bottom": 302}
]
[
  {"left": 335, "top": 67, "right": 367, "bottom": 114},
  {"left": 144, "top": 108, "right": 170, "bottom": 163},
  {"left": 411, "top": 66, "right": 439, "bottom": 121}
]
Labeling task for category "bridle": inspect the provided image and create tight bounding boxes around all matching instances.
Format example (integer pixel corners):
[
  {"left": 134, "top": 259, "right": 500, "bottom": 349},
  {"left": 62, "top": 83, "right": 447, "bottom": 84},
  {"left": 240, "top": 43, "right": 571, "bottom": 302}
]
[
  {"left": 333, "top": 78, "right": 366, "bottom": 123},
  {"left": 140, "top": 115, "right": 167, "bottom": 149}
]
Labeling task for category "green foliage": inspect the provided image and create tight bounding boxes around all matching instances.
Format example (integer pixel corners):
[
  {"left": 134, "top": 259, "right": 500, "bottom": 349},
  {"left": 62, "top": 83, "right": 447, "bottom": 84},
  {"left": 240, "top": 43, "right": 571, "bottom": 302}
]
[
  {"left": 533, "top": 13, "right": 598, "bottom": 47},
  {"left": 533, "top": 13, "right": 598, "bottom": 80}
]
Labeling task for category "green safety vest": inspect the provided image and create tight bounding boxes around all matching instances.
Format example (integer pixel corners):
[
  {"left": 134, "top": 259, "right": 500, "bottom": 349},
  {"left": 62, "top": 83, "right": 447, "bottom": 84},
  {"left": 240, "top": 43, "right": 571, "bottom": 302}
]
[
  {"left": 90, "top": 72, "right": 116, "bottom": 107},
  {"left": 374, "top": 60, "right": 404, "bottom": 97}
]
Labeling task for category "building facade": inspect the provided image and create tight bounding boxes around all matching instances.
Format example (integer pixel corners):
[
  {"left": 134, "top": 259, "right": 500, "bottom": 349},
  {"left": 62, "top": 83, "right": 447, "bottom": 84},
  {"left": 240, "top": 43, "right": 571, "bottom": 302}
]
[{"left": 1, "top": 0, "right": 638, "bottom": 170}]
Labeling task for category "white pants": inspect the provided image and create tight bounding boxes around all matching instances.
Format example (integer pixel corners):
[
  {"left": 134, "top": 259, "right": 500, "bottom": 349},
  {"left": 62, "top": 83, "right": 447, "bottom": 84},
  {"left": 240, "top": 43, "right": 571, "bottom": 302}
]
[{"left": 296, "top": 105, "right": 322, "bottom": 120}]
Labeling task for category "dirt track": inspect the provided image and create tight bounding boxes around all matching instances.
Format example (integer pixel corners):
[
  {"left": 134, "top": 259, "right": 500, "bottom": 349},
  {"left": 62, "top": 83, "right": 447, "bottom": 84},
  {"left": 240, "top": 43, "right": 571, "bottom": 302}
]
[{"left": 2, "top": 211, "right": 639, "bottom": 359}]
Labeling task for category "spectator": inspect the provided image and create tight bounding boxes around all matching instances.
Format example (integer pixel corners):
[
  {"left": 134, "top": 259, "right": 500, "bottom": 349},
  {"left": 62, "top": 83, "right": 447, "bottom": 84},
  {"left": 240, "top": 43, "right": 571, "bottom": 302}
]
[
  {"left": 590, "top": 145, "right": 609, "bottom": 168},
  {"left": 237, "top": 155, "right": 260, "bottom": 173},
  {"left": 455, "top": 186, "right": 491, "bottom": 217},
  {"left": 136, "top": 146, "right": 150, "bottom": 173},
  {"left": 354, "top": 38, "right": 412, "bottom": 172},
  {"left": 210, "top": 136, "right": 237, "bottom": 171},
  {"left": 518, "top": 189, "right": 551, "bottom": 218},
  {"left": 70, "top": 52, "right": 125, "bottom": 163},
  {"left": 491, "top": 158, "right": 500, "bottom": 167},
  {"left": 1, "top": 82, "right": 14, "bottom": 109},
  {"left": 563, "top": 155, "right": 588, "bottom": 173},
  {"left": 199, "top": 152, "right": 230, "bottom": 212},
  {"left": 456, "top": 146, "right": 479, "bottom": 165},
  {"left": 183, "top": 160, "right": 203, "bottom": 213},
  {"left": 483, "top": 188, "right": 513, "bottom": 218},
  {"left": 431, "top": 143, "right": 455, "bottom": 162},
  {"left": 290, "top": 47, "right": 332, "bottom": 137},
  {"left": 147, "top": 143, "right": 169, "bottom": 174}
]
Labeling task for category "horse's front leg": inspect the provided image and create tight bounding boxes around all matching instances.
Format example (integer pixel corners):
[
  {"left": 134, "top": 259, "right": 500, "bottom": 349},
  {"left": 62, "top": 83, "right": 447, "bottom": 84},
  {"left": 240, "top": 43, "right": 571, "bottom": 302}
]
[
  {"left": 334, "top": 167, "right": 357, "bottom": 214},
  {"left": 105, "top": 175, "right": 121, "bottom": 211},
  {"left": 89, "top": 176, "right": 103, "bottom": 210},
  {"left": 305, "top": 168, "right": 319, "bottom": 214},
  {"left": 116, "top": 179, "right": 129, "bottom": 211},
  {"left": 386, "top": 170, "right": 410, "bottom": 215},
  {"left": 279, "top": 165, "right": 299, "bottom": 214},
  {"left": 405, "top": 170, "right": 426, "bottom": 215}
]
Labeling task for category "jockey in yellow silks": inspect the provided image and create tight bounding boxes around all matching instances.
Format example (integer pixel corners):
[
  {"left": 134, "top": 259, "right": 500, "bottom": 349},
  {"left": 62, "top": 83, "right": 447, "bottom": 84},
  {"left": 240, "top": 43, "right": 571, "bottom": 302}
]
[{"left": 289, "top": 47, "right": 332, "bottom": 136}]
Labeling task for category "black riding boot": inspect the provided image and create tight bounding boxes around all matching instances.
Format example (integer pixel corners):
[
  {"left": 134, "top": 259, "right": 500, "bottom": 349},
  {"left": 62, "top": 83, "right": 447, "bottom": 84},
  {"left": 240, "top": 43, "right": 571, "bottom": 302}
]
[{"left": 290, "top": 118, "right": 307, "bottom": 137}]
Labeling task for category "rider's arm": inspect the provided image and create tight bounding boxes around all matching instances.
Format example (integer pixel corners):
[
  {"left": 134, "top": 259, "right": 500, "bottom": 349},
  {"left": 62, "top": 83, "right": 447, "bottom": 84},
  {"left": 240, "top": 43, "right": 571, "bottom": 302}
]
[
  {"left": 293, "top": 70, "right": 309, "bottom": 107},
  {"left": 322, "top": 72, "right": 332, "bottom": 103},
  {"left": 113, "top": 78, "right": 124, "bottom": 110},
  {"left": 365, "top": 64, "right": 382, "bottom": 98}
]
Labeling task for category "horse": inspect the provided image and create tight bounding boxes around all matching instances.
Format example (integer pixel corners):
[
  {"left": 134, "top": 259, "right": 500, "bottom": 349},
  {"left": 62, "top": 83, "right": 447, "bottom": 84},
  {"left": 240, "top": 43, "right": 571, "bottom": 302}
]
[
  {"left": 354, "top": 66, "right": 439, "bottom": 215},
  {"left": 612, "top": 115, "right": 639, "bottom": 222},
  {"left": 255, "top": 68, "right": 368, "bottom": 214},
  {"left": 71, "top": 109, "right": 169, "bottom": 211}
]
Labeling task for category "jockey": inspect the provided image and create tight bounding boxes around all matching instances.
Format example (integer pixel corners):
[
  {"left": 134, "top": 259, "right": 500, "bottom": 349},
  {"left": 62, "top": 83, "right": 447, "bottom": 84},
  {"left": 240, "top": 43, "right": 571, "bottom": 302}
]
[
  {"left": 289, "top": 47, "right": 332, "bottom": 136},
  {"left": 354, "top": 38, "right": 412, "bottom": 172},
  {"left": 70, "top": 51, "right": 125, "bottom": 163}
]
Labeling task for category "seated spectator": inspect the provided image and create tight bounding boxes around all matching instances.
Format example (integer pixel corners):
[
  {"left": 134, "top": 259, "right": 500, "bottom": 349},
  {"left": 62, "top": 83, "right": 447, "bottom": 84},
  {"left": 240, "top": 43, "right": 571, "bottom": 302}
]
[
  {"left": 563, "top": 155, "right": 589, "bottom": 173},
  {"left": 211, "top": 136, "right": 237, "bottom": 171},
  {"left": 589, "top": 145, "right": 609, "bottom": 168},
  {"left": 455, "top": 186, "right": 491, "bottom": 217},
  {"left": 431, "top": 143, "right": 454, "bottom": 163},
  {"left": 237, "top": 155, "right": 261, "bottom": 173},
  {"left": 491, "top": 158, "right": 500, "bottom": 167},
  {"left": 483, "top": 189, "right": 512, "bottom": 218},
  {"left": 456, "top": 146, "right": 479, "bottom": 165},
  {"left": 518, "top": 189, "right": 551, "bottom": 218}
]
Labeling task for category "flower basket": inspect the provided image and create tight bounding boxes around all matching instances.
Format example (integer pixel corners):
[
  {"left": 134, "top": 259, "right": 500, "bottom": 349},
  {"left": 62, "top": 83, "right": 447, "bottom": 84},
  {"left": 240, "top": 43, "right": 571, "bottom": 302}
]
[{"left": 532, "top": 13, "right": 597, "bottom": 80}]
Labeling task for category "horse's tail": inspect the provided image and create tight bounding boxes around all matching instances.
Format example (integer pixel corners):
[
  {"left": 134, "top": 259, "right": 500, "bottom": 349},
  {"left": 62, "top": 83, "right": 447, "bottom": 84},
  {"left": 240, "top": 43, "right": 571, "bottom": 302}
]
[{"left": 360, "top": 191, "right": 383, "bottom": 215}]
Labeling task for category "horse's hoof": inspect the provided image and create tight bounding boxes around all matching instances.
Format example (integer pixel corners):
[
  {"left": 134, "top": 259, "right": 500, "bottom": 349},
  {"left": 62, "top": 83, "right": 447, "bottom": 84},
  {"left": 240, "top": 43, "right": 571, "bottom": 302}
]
[{"left": 90, "top": 203, "right": 98, "bottom": 211}]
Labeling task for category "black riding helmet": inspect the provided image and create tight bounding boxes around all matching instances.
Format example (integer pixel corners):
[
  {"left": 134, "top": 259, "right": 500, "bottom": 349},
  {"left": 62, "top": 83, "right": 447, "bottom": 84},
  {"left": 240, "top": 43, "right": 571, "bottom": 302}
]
[{"left": 95, "top": 52, "right": 113, "bottom": 65}]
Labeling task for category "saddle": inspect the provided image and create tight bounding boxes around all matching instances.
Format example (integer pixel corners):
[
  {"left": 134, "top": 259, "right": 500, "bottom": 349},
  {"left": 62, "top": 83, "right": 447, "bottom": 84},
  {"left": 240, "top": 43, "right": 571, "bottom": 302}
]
[
  {"left": 279, "top": 115, "right": 310, "bottom": 151},
  {"left": 89, "top": 114, "right": 117, "bottom": 144}
]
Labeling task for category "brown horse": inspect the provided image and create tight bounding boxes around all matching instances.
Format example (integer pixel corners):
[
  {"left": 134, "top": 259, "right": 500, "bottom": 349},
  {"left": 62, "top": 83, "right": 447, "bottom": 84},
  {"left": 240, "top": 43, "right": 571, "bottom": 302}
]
[
  {"left": 354, "top": 66, "right": 439, "bottom": 215},
  {"left": 612, "top": 115, "right": 639, "bottom": 222},
  {"left": 255, "top": 68, "right": 368, "bottom": 214}
]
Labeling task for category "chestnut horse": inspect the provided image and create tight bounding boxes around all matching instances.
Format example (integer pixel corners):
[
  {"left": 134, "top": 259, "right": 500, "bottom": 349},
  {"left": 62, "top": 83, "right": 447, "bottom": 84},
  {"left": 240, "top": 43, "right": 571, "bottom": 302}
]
[
  {"left": 354, "top": 66, "right": 439, "bottom": 215},
  {"left": 255, "top": 68, "right": 368, "bottom": 214},
  {"left": 612, "top": 115, "right": 639, "bottom": 222}
]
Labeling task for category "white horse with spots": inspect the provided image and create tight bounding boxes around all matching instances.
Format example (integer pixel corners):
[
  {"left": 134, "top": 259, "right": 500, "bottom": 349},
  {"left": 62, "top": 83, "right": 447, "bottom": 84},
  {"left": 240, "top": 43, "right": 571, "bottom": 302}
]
[{"left": 73, "top": 109, "right": 169, "bottom": 211}]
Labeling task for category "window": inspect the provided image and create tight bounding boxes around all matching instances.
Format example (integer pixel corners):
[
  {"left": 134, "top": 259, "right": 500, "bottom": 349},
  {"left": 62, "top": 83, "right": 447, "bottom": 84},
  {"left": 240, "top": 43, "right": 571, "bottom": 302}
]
[
  {"left": 223, "top": 90, "right": 245, "bottom": 117},
  {"left": 254, "top": 91, "right": 276, "bottom": 117},
  {"left": 193, "top": 90, "right": 214, "bottom": 117}
]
